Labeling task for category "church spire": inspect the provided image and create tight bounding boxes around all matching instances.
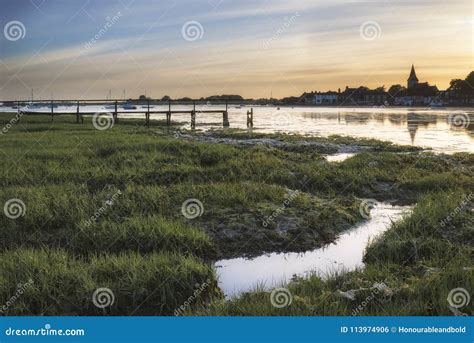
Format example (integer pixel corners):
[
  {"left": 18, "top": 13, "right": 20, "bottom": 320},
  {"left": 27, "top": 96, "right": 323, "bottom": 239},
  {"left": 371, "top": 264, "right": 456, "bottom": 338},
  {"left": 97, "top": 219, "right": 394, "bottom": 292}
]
[{"left": 407, "top": 64, "right": 419, "bottom": 89}]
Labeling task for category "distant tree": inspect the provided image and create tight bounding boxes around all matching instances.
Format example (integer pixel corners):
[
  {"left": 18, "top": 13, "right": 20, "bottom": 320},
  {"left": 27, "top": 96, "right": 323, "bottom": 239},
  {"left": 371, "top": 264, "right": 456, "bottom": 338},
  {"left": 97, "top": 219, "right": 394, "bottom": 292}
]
[
  {"left": 448, "top": 79, "right": 466, "bottom": 94},
  {"left": 464, "top": 71, "right": 474, "bottom": 94},
  {"left": 448, "top": 71, "right": 474, "bottom": 96},
  {"left": 161, "top": 95, "right": 171, "bottom": 101},
  {"left": 388, "top": 84, "right": 407, "bottom": 97}
]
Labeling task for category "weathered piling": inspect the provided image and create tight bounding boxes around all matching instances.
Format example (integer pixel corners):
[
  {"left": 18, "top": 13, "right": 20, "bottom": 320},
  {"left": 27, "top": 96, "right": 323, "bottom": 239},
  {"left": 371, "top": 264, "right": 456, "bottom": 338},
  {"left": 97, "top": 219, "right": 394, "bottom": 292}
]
[
  {"left": 223, "top": 111, "right": 229, "bottom": 127},
  {"left": 5, "top": 98, "right": 248, "bottom": 128},
  {"left": 246, "top": 108, "right": 253, "bottom": 128},
  {"left": 145, "top": 100, "right": 150, "bottom": 126},
  {"left": 76, "top": 101, "right": 81, "bottom": 123},
  {"left": 191, "top": 110, "right": 196, "bottom": 129},
  {"left": 114, "top": 101, "right": 118, "bottom": 123}
]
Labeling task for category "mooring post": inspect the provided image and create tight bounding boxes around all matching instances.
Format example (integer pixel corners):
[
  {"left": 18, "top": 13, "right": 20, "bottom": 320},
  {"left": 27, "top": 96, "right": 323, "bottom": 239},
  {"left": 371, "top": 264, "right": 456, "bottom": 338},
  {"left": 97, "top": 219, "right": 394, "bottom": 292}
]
[
  {"left": 50, "top": 100, "right": 54, "bottom": 122},
  {"left": 166, "top": 99, "right": 171, "bottom": 126},
  {"left": 114, "top": 100, "right": 118, "bottom": 124},
  {"left": 146, "top": 99, "right": 150, "bottom": 126},
  {"left": 191, "top": 110, "right": 196, "bottom": 129},
  {"left": 76, "top": 100, "right": 80, "bottom": 123},
  {"left": 247, "top": 108, "right": 254, "bottom": 128},
  {"left": 223, "top": 100, "right": 229, "bottom": 127}
]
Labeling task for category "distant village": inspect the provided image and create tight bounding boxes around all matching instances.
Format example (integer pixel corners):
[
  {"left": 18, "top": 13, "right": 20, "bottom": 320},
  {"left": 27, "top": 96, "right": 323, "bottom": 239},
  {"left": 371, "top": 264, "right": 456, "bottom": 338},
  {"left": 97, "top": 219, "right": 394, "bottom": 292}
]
[
  {"left": 175, "top": 66, "right": 474, "bottom": 107},
  {"left": 3, "top": 66, "right": 473, "bottom": 108},
  {"left": 290, "top": 66, "right": 474, "bottom": 107}
]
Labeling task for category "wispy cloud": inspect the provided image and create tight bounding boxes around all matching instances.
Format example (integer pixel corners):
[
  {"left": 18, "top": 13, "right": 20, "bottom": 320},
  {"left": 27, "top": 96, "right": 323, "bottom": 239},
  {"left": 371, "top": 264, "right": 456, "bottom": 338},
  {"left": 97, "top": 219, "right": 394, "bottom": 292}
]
[{"left": 0, "top": 0, "right": 472, "bottom": 99}]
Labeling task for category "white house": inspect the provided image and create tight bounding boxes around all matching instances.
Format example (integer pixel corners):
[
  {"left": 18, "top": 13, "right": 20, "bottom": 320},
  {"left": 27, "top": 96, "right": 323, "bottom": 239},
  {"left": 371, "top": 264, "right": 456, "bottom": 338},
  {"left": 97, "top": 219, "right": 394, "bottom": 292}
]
[{"left": 314, "top": 91, "right": 339, "bottom": 105}]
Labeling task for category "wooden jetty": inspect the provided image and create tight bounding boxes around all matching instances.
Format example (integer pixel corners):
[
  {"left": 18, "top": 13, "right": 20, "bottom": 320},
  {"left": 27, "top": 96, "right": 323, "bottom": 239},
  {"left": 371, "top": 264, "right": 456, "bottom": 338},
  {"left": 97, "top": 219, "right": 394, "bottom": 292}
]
[{"left": 5, "top": 99, "right": 254, "bottom": 129}]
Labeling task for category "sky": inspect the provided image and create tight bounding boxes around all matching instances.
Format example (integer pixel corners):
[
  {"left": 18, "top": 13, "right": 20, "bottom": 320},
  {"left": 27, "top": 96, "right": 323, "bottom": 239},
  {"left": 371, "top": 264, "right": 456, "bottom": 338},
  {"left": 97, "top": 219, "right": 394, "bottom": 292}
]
[{"left": 0, "top": 0, "right": 473, "bottom": 100}]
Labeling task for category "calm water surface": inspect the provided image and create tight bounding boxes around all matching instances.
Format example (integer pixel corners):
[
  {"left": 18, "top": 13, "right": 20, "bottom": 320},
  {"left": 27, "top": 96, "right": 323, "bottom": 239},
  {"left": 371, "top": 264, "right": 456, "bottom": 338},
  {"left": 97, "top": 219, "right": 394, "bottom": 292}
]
[
  {"left": 215, "top": 203, "right": 410, "bottom": 299},
  {"left": 3, "top": 105, "right": 472, "bottom": 153}
]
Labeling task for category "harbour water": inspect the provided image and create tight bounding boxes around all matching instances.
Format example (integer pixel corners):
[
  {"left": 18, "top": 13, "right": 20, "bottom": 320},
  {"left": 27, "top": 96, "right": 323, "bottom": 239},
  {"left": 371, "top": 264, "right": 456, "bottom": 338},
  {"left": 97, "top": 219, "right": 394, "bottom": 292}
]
[{"left": 2, "top": 105, "right": 472, "bottom": 153}]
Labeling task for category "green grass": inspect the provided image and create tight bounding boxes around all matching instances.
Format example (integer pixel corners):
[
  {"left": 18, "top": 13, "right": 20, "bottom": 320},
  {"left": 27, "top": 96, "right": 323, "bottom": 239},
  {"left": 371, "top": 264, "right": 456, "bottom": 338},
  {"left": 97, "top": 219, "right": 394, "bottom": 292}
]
[
  {"left": 0, "top": 113, "right": 472, "bottom": 315},
  {"left": 195, "top": 191, "right": 474, "bottom": 316},
  {"left": 0, "top": 248, "right": 219, "bottom": 315}
]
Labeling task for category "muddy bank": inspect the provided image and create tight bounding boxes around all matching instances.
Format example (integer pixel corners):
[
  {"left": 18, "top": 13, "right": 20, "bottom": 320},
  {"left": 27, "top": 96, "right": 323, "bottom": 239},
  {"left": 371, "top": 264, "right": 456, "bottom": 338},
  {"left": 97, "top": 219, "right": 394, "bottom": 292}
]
[
  {"left": 192, "top": 191, "right": 364, "bottom": 260},
  {"left": 175, "top": 129, "right": 424, "bottom": 155}
]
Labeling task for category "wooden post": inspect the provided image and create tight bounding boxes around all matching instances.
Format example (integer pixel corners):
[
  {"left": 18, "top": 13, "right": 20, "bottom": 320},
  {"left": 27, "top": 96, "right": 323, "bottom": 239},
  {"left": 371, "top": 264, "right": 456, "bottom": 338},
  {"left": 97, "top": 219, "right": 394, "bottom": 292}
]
[
  {"left": 50, "top": 100, "right": 54, "bottom": 122},
  {"left": 76, "top": 101, "right": 80, "bottom": 123},
  {"left": 114, "top": 101, "right": 118, "bottom": 124},
  {"left": 191, "top": 110, "right": 196, "bottom": 129},
  {"left": 146, "top": 99, "right": 150, "bottom": 126},
  {"left": 167, "top": 100, "right": 171, "bottom": 126},
  {"left": 223, "top": 111, "right": 229, "bottom": 127},
  {"left": 247, "top": 108, "right": 253, "bottom": 128},
  {"left": 223, "top": 100, "right": 230, "bottom": 127}
]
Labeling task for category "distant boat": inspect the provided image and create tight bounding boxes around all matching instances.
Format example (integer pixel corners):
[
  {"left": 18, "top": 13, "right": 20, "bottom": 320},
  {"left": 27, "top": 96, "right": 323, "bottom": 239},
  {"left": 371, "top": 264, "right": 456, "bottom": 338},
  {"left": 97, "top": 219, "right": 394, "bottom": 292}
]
[
  {"left": 122, "top": 102, "right": 137, "bottom": 110},
  {"left": 104, "top": 104, "right": 115, "bottom": 109},
  {"left": 27, "top": 103, "right": 43, "bottom": 109}
]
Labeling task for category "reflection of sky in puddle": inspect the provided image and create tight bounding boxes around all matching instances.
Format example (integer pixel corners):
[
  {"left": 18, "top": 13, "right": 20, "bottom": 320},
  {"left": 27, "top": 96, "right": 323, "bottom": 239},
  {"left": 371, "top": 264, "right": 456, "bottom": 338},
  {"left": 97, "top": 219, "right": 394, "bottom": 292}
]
[
  {"left": 215, "top": 203, "right": 410, "bottom": 299},
  {"left": 326, "top": 153, "right": 356, "bottom": 162},
  {"left": 3, "top": 106, "right": 472, "bottom": 153}
]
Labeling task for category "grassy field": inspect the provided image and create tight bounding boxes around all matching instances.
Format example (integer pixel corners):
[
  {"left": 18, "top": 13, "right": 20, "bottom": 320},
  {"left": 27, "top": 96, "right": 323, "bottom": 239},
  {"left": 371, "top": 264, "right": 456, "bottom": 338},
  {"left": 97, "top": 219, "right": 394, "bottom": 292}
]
[{"left": 0, "top": 113, "right": 472, "bottom": 315}]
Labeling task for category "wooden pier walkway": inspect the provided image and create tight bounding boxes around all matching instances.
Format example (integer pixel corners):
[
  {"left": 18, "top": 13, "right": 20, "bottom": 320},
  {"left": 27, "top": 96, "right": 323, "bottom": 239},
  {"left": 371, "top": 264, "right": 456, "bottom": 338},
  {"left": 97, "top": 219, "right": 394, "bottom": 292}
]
[{"left": 5, "top": 99, "right": 254, "bottom": 129}]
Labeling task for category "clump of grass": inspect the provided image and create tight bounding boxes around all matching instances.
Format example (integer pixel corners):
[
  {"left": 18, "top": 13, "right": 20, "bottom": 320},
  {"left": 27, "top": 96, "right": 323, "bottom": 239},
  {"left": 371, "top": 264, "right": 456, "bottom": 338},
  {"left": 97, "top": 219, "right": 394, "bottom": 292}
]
[
  {"left": 196, "top": 191, "right": 474, "bottom": 316},
  {"left": 364, "top": 190, "right": 473, "bottom": 265},
  {"left": 0, "top": 248, "right": 220, "bottom": 315}
]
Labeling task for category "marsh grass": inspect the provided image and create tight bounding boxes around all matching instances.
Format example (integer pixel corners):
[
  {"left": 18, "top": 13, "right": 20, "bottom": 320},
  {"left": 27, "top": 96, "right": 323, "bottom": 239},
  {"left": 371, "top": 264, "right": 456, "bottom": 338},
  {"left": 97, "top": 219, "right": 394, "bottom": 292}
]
[
  {"left": 0, "top": 113, "right": 472, "bottom": 315},
  {"left": 198, "top": 191, "right": 474, "bottom": 316}
]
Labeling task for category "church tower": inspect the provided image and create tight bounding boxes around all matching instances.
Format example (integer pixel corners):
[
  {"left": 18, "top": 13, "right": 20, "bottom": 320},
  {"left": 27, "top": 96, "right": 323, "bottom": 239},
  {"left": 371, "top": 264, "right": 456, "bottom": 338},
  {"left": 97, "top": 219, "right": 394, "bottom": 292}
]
[{"left": 407, "top": 64, "right": 419, "bottom": 89}]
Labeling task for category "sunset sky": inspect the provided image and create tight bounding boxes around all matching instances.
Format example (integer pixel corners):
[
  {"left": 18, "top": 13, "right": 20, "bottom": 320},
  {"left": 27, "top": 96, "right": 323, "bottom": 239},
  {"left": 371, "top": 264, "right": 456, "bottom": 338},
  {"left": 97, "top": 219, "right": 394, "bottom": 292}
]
[{"left": 0, "top": 0, "right": 472, "bottom": 100}]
